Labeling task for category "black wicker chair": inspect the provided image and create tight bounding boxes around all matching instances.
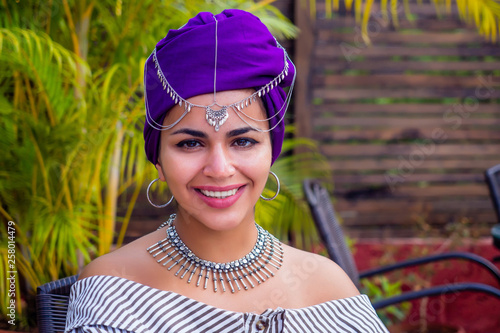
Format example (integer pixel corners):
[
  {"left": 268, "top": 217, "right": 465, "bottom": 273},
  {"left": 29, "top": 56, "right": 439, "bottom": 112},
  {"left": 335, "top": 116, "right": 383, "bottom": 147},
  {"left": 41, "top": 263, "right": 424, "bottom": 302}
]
[
  {"left": 485, "top": 163, "right": 500, "bottom": 259},
  {"left": 36, "top": 275, "right": 78, "bottom": 333},
  {"left": 303, "top": 179, "right": 500, "bottom": 310}
]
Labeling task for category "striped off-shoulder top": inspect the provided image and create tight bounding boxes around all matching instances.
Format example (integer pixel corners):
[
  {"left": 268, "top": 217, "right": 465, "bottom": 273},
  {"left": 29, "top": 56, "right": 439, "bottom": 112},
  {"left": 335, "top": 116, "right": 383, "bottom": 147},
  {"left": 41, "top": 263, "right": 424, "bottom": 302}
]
[{"left": 65, "top": 275, "right": 388, "bottom": 333}]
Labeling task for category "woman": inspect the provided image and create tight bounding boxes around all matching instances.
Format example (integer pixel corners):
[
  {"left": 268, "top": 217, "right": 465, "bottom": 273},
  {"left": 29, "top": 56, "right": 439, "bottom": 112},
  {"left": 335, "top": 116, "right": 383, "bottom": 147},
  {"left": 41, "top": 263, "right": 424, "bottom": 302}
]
[{"left": 66, "top": 9, "right": 388, "bottom": 332}]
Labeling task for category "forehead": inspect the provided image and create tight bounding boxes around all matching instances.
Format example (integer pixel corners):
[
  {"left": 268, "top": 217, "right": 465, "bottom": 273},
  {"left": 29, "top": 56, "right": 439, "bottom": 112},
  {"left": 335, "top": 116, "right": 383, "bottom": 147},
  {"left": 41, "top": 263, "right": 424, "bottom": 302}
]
[{"left": 162, "top": 90, "right": 269, "bottom": 132}]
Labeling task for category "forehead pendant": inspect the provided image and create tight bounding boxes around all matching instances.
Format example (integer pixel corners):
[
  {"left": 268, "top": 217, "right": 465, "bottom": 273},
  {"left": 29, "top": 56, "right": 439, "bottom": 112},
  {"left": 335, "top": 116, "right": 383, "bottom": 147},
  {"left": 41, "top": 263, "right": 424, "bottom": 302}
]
[{"left": 205, "top": 106, "right": 228, "bottom": 131}]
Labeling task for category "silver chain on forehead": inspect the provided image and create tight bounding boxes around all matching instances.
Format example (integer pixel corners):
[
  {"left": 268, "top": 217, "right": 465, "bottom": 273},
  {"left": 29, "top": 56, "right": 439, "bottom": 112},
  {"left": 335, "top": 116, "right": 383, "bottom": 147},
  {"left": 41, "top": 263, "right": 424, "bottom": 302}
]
[{"left": 145, "top": 15, "right": 296, "bottom": 133}]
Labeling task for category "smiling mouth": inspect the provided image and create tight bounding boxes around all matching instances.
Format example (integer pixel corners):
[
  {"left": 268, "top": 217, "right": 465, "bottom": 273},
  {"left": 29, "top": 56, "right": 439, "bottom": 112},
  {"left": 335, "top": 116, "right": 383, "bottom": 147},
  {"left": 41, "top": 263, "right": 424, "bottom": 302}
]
[{"left": 199, "top": 188, "right": 239, "bottom": 199}]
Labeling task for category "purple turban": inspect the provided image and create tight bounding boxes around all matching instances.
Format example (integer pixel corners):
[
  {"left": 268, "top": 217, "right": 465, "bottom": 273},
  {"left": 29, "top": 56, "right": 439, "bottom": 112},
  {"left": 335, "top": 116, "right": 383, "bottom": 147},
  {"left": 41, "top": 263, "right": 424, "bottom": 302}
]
[{"left": 143, "top": 9, "right": 295, "bottom": 165}]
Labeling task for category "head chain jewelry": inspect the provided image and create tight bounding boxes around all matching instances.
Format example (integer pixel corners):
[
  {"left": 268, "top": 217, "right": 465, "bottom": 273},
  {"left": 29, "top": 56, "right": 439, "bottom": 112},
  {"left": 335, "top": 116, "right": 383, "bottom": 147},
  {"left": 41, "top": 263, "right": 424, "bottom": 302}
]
[
  {"left": 260, "top": 171, "right": 280, "bottom": 201},
  {"left": 145, "top": 15, "right": 296, "bottom": 133},
  {"left": 147, "top": 178, "right": 174, "bottom": 208}
]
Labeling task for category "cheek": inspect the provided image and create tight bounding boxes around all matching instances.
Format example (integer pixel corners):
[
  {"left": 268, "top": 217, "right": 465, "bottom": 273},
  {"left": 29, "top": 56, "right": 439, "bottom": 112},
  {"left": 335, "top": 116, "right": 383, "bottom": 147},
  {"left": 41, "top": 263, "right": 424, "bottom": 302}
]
[
  {"left": 238, "top": 146, "right": 272, "bottom": 188},
  {"left": 159, "top": 148, "right": 195, "bottom": 189}
]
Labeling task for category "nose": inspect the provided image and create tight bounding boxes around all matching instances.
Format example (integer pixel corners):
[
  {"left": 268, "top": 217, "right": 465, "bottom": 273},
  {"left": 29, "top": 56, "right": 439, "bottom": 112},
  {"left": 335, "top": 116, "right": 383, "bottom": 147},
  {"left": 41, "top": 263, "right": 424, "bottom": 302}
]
[{"left": 203, "top": 145, "right": 236, "bottom": 178}]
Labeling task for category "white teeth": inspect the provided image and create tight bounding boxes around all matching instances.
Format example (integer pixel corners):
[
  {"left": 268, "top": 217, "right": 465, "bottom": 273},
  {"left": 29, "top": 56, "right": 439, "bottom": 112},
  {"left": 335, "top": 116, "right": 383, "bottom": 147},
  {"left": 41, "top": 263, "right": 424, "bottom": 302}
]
[{"left": 200, "top": 188, "right": 238, "bottom": 199}]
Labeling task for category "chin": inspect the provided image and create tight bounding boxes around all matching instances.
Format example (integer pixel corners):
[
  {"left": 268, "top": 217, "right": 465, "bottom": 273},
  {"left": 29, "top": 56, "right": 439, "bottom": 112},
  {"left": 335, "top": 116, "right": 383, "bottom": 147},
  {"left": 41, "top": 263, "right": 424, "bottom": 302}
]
[{"left": 179, "top": 205, "right": 256, "bottom": 231}]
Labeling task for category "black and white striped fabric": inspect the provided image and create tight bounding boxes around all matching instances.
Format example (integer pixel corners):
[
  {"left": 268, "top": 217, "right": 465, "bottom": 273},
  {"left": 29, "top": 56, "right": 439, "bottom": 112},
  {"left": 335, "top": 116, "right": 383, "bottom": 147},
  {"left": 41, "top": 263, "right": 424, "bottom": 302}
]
[{"left": 66, "top": 275, "right": 388, "bottom": 333}]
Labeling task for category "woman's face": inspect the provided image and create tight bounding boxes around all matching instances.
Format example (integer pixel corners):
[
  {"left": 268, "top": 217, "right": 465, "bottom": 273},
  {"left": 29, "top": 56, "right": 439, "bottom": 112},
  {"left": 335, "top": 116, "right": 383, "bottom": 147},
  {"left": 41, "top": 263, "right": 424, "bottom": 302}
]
[{"left": 155, "top": 89, "right": 272, "bottom": 231}]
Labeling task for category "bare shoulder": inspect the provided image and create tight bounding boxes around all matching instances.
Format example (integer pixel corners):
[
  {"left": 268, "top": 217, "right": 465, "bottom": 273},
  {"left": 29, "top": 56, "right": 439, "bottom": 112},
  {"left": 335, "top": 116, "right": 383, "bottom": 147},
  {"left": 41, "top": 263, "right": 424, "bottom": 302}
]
[
  {"left": 282, "top": 244, "right": 359, "bottom": 305},
  {"left": 78, "top": 231, "right": 161, "bottom": 282}
]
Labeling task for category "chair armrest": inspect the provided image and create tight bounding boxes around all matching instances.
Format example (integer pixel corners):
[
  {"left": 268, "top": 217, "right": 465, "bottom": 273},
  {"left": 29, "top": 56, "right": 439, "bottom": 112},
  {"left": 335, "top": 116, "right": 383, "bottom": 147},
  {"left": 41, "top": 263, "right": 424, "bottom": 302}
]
[
  {"left": 36, "top": 275, "right": 79, "bottom": 333},
  {"left": 359, "top": 251, "right": 500, "bottom": 286},
  {"left": 37, "top": 275, "right": 79, "bottom": 296},
  {"left": 372, "top": 282, "right": 500, "bottom": 310}
]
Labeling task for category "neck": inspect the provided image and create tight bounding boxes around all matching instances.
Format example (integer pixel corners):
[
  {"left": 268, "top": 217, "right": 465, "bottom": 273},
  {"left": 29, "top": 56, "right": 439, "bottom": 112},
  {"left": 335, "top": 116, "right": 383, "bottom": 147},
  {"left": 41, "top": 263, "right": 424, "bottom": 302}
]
[{"left": 172, "top": 211, "right": 259, "bottom": 263}]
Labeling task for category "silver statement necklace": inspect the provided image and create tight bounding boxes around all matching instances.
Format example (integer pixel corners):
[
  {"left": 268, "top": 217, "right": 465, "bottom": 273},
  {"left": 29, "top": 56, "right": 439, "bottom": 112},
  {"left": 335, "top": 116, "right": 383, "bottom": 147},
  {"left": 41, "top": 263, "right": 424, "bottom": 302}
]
[{"left": 146, "top": 214, "right": 284, "bottom": 293}]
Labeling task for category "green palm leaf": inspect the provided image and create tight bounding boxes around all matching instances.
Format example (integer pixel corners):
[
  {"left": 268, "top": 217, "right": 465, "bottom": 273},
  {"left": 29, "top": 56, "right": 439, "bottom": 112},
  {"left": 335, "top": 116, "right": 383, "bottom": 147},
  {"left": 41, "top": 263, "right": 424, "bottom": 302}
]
[
  {"left": 257, "top": 126, "right": 331, "bottom": 250},
  {"left": 316, "top": 0, "right": 500, "bottom": 44}
]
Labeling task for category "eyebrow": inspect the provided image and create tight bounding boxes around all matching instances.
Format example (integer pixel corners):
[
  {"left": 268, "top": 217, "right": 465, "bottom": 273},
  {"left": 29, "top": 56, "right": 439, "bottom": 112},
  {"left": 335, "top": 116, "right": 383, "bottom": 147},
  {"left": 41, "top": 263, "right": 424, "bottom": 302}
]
[
  {"left": 171, "top": 128, "right": 207, "bottom": 138},
  {"left": 227, "top": 127, "right": 258, "bottom": 138},
  {"left": 171, "top": 127, "right": 258, "bottom": 138}
]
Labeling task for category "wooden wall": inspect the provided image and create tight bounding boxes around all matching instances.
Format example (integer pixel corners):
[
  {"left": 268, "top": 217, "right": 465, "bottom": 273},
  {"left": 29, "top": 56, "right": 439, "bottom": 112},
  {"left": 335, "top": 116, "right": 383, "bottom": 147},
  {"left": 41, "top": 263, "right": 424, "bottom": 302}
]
[{"left": 295, "top": 1, "right": 500, "bottom": 237}]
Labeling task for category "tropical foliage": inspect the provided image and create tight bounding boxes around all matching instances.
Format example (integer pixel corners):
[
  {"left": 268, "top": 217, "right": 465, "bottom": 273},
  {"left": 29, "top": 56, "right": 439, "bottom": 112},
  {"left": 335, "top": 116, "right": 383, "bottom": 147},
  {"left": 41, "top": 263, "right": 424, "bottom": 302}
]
[
  {"left": 0, "top": 0, "right": 329, "bottom": 329},
  {"left": 361, "top": 276, "right": 411, "bottom": 326},
  {"left": 259, "top": 125, "right": 331, "bottom": 250},
  {"left": 315, "top": 0, "right": 500, "bottom": 44}
]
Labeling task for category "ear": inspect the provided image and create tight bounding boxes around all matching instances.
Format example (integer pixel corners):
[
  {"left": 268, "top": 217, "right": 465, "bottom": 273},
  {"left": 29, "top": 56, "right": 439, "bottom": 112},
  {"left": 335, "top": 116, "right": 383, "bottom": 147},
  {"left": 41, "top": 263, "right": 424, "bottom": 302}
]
[{"left": 155, "top": 162, "right": 166, "bottom": 182}]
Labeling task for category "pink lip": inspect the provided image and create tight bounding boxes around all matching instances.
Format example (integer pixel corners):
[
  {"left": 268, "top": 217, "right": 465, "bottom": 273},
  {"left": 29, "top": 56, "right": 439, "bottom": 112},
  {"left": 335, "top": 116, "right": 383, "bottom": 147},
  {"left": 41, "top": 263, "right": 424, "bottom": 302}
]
[{"left": 194, "top": 184, "right": 246, "bottom": 209}]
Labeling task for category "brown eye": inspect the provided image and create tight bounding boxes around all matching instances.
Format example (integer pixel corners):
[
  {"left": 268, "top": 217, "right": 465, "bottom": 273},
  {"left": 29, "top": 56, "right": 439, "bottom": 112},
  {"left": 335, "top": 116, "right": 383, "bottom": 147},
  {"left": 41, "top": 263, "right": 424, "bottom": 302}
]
[
  {"left": 233, "top": 138, "right": 257, "bottom": 147},
  {"left": 176, "top": 140, "right": 203, "bottom": 149}
]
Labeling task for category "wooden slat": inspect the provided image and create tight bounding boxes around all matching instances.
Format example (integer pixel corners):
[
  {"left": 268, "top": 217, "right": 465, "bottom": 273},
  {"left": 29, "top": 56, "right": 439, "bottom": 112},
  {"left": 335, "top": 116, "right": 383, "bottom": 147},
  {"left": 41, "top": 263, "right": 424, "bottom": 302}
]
[
  {"left": 294, "top": 0, "right": 315, "bottom": 139},
  {"left": 315, "top": 129, "right": 500, "bottom": 142},
  {"left": 313, "top": 88, "right": 500, "bottom": 100},
  {"left": 315, "top": 60, "right": 500, "bottom": 72},
  {"left": 334, "top": 184, "right": 489, "bottom": 197},
  {"left": 317, "top": 17, "right": 471, "bottom": 32},
  {"left": 328, "top": 159, "right": 499, "bottom": 171},
  {"left": 313, "top": 117, "right": 500, "bottom": 128},
  {"left": 321, "top": 144, "right": 500, "bottom": 156},
  {"left": 332, "top": 182, "right": 490, "bottom": 195},
  {"left": 317, "top": 31, "right": 485, "bottom": 44},
  {"left": 314, "top": 1, "right": 461, "bottom": 17},
  {"left": 312, "top": 103, "right": 500, "bottom": 115},
  {"left": 335, "top": 198, "right": 494, "bottom": 213},
  {"left": 313, "top": 74, "right": 497, "bottom": 88},
  {"left": 332, "top": 173, "right": 484, "bottom": 185},
  {"left": 315, "top": 46, "right": 500, "bottom": 58}
]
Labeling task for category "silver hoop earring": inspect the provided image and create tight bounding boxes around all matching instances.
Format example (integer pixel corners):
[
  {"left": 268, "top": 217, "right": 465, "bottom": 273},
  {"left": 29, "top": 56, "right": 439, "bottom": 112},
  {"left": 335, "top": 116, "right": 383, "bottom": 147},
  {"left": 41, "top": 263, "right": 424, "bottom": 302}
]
[
  {"left": 260, "top": 171, "right": 280, "bottom": 201},
  {"left": 147, "top": 178, "right": 174, "bottom": 208}
]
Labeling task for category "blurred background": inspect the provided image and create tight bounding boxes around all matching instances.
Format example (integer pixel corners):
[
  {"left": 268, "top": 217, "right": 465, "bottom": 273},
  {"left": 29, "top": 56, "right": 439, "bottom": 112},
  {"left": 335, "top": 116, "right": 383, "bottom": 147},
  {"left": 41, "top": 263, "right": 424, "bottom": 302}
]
[{"left": 1, "top": 0, "right": 499, "bottom": 332}]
